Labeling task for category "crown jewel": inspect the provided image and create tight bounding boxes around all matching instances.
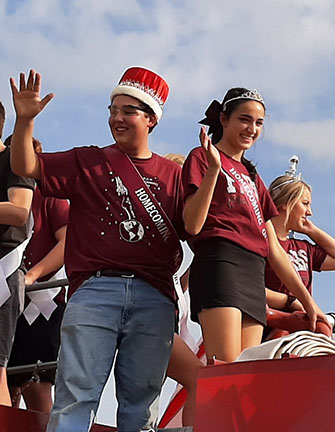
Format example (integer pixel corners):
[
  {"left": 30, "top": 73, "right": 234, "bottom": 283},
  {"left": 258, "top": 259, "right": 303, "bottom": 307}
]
[
  {"left": 285, "top": 155, "right": 300, "bottom": 178},
  {"left": 272, "top": 155, "right": 302, "bottom": 191},
  {"left": 118, "top": 78, "right": 165, "bottom": 108},
  {"left": 223, "top": 89, "right": 265, "bottom": 111}
]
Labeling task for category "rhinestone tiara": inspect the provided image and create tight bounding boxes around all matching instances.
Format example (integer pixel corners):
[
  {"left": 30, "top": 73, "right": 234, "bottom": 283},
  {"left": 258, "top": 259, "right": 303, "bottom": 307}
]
[{"left": 223, "top": 89, "right": 265, "bottom": 111}]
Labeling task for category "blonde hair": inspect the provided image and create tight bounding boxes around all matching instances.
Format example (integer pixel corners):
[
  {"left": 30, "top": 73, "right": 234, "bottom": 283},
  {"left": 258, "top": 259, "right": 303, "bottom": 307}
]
[
  {"left": 163, "top": 153, "right": 185, "bottom": 167},
  {"left": 269, "top": 175, "right": 311, "bottom": 227}
]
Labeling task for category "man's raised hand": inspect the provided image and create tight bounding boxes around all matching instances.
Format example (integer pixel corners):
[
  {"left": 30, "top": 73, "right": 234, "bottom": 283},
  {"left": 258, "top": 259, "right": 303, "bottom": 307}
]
[{"left": 10, "top": 69, "right": 54, "bottom": 120}]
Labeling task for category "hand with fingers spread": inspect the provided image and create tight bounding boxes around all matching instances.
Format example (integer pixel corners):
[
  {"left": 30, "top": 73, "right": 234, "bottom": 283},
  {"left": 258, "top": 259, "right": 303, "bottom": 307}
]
[
  {"left": 199, "top": 126, "right": 221, "bottom": 171},
  {"left": 10, "top": 69, "right": 54, "bottom": 120}
]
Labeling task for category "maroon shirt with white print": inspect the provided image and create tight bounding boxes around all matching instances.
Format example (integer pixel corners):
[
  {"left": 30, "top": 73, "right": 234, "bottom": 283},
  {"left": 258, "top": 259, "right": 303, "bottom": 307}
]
[
  {"left": 37, "top": 144, "right": 184, "bottom": 302},
  {"left": 265, "top": 237, "right": 327, "bottom": 296},
  {"left": 182, "top": 146, "right": 278, "bottom": 257}
]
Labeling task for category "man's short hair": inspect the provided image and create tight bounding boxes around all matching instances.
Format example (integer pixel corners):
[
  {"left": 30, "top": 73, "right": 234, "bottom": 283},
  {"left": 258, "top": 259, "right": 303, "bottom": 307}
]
[
  {"left": 0, "top": 102, "right": 5, "bottom": 139},
  {"left": 138, "top": 101, "right": 157, "bottom": 134}
]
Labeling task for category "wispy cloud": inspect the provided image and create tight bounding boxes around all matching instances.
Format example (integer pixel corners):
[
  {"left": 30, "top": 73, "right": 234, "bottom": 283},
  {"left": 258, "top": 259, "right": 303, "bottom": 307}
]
[
  {"left": 1, "top": 1, "right": 334, "bottom": 105},
  {"left": 0, "top": 0, "right": 334, "bottom": 156},
  {"left": 269, "top": 119, "right": 335, "bottom": 159}
]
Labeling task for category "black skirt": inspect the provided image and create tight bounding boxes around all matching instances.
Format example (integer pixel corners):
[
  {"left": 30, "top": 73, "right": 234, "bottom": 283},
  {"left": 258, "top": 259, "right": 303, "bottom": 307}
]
[{"left": 189, "top": 237, "right": 266, "bottom": 325}]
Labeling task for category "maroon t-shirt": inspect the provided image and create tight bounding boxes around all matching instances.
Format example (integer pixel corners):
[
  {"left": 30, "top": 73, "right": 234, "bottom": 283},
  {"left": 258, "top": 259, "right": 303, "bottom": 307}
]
[
  {"left": 24, "top": 187, "right": 69, "bottom": 304},
  {"left": 182, "top": 146, "right": 278, "bottom": 257},
  {"left": 265, "top": 237, "right": 327, "bottom": 296},
  {"left": 37, "top": 145, "right": 184, "bottom": 302}
]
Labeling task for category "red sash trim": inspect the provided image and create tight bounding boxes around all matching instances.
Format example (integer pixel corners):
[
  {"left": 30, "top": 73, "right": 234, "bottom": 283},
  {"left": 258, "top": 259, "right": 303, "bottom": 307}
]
[
  {"left": 220, "top": 155, "right": 267, "bottom": 239},
  {"left": 103, "top": 145, "right": 183, "bottom": 273}
]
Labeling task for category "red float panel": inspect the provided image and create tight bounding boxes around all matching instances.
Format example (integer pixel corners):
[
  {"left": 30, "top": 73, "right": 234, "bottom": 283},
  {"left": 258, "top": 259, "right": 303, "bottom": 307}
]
[
  {"left": 0, "top": 405, "right": 116, "bottom": 432},
  {"left": 194, "top": 355, "right": 335, "bottom": 432},
  {"left": 0, "top": 405, "right": 48, "bottom": 432}
]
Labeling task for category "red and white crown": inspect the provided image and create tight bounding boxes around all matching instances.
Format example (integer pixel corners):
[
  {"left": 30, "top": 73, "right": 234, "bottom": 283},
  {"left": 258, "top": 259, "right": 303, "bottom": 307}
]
[{"left": 111, "top": 67, "right": 169, "bottom": 120}]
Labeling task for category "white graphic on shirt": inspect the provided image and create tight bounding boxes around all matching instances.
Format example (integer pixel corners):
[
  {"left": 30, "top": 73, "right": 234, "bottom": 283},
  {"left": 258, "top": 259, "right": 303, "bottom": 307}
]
[
  {"left": 115, "top": 176, "right": 145, "bottom": 243},
  {"left": 142, "top": 176, "right": 160, "bottom": 189},
  {"left": 241, "top": 173, "right": 259, "bottom": 199},
  {"left": 287, "top": 249, "right": 309, "bottom": 272},
  {"left": 221, "top": 168, "right": 259, "bottom": 199},
  {"left": 221, "top": 167, "right": 265, "bottom": 238},
  {"left": 221, "top": 168, "right": 236, "bottom": 193}
]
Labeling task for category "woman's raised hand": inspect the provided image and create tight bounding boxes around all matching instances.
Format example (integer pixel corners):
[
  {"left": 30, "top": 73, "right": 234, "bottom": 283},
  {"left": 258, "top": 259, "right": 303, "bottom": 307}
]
[
  {"left": 199, "top": 126, "right": 221, "bottom": 171},
  {"left": 10, "top": 69, "right": 54, "bottom": 120}
]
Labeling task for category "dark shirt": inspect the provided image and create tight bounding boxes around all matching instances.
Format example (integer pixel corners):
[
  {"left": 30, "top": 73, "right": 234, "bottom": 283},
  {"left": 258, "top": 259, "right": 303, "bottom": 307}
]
[{"left": 0, "top": 146, "right": 35, "bottom": 257}]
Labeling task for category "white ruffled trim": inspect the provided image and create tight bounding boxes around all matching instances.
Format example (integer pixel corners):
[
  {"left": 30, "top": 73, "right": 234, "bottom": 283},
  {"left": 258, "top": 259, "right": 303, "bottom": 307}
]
[{"left": 111, "top": 86, "right": 162, "bottom": 120}]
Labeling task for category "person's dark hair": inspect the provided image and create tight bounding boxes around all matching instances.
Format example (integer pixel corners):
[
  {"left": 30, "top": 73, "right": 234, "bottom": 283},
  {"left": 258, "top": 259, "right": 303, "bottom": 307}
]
[
  {"left": 138, "top": 101, "right": 157, "bottom": 134},
  {"left": 0, "top": 102, "right": 5, "bottom": 139},
  {"left": 199, "top": 87, "right": 266, "bottom": 181},
  {"left": 3, "top": 134, "right": 42, "bottom": 153}
]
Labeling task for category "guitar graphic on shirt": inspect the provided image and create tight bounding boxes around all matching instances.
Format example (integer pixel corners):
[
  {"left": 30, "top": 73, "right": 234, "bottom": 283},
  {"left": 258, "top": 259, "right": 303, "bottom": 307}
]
[{"left": 115, "top": 176, "right": 145, "bottom": 243}]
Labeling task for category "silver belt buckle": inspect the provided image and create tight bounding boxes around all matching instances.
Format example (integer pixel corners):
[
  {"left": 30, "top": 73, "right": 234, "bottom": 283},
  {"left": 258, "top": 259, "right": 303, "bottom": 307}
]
[{"left": 121, "top": 273, "right": 134, "bottom": 278}]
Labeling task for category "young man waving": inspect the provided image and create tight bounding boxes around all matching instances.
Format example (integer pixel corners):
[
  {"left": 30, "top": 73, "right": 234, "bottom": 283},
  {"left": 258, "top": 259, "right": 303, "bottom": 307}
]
[{"left": 10, "top": 68, "right": 184, "bottom": 432}]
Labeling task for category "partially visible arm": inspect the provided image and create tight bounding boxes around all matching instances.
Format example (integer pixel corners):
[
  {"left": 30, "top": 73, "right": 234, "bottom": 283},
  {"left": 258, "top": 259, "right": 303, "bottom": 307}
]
[
  {"left": 180, "top": 269, "right": 189, "bottom": 293},
  {"left": 301, "top": 220, "right": 335, "bottom": 259},
  {"left": 183, "top": 169, "right": 219, "bottom": 235},
  {"left": 320, "top": 255, "right": 335, "bottom": 271},
  {"left": 25, "top": 225, "right": 67, "bottom": 285},
  {"left": 10, "top": 70, "right": 54, "bottom": 179},
  {"left": 297, "top": 219, "right": 335, "bottom": 271},
  {"left": 11, "top": 118, "right": 41, "bottom": 178},
  {"left": 265, "top": 288, "right": 304, "bottom": 312},
  {"left": 183, "top": 127, "right": 221, "bottom": 235},
  {"left": 0, "top": 186, "right": 33, "bottom": 226},
  {"left": 266, "top": 220, "right": 330, "bottom": 331}
]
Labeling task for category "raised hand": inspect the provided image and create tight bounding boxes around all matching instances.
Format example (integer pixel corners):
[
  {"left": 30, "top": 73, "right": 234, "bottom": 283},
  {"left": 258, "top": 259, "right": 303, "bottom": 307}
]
[
  {"left": 199, "top": 126, "right": 221, "bottom": 171},
  {"left": 10, "top": 69, "right": 54, "bottom": 120},
  {"left": 298, "top": 217, "right": 316, "bottom": 236}
]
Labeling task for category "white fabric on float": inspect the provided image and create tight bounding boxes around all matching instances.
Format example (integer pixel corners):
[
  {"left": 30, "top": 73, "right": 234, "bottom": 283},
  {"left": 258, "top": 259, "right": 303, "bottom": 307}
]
[{"left": 236, "top": 330, "right": 335, "bottom": 361}]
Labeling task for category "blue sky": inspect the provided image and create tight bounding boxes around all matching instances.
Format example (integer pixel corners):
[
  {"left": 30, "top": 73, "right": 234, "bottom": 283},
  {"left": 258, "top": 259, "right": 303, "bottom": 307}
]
[{"left": 1, "top": 0, "right": 335, "bottom": 425}]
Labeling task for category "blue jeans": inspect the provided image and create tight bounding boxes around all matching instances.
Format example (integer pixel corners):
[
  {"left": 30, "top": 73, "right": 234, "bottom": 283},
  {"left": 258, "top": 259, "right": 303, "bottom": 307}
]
[{"left": 47, "top": 275, "right": 175, "bottom": 432}]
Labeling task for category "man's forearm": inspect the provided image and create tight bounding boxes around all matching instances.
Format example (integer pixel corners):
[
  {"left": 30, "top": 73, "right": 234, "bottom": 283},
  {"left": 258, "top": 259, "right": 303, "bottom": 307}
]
[{"left": 11, "top": 118, "right": 41, "bottom": 179}]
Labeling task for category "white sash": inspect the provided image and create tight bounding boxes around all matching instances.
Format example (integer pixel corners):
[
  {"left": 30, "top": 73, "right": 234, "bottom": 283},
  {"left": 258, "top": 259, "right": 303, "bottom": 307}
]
[
  {"left": 0, "top": 214, "right": 33, "bottom": 307},
  {"left": 23, "top": 266, "right": 67, "bottom": 325},
  {"left": 220, "top": 156, "right": 267, "bottom": 240},
  {"left": 173, "top": 242, "right": 198, "bottom": 352}
]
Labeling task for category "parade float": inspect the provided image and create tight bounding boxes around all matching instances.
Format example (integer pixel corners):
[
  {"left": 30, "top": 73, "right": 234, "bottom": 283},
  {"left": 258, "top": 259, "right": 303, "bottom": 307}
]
[{"left": 2, "top": 279, "right": 335, "bottom": 432}]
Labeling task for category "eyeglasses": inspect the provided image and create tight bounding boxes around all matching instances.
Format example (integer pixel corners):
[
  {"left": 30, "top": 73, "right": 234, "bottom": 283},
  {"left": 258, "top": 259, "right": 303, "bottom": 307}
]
[{"left": 108, "top": 104, "right": 149, "bottom": 117}]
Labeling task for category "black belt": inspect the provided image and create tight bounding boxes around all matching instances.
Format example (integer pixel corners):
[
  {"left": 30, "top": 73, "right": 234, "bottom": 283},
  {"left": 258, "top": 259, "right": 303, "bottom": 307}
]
[{"left": 95, "top": 269, "right": 135, "bottom": 278}]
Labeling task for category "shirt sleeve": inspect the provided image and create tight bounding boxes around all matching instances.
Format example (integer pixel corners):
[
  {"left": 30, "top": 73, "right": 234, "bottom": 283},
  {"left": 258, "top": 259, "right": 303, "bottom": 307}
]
[
  {"left": 46, "top": 197, "right": 70, "bottom": 234},
  {"left": 308, "top": 242, "right": 327, "bottom": 272},
  {"left": 182, "top": 148, "right": 208, "bottom": 201},
  {"left": 37, "top": 149, "right": 79, "bottom": 199},
  {"left": 5, "top": 150, "right": 35, "bottom": 191}
]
